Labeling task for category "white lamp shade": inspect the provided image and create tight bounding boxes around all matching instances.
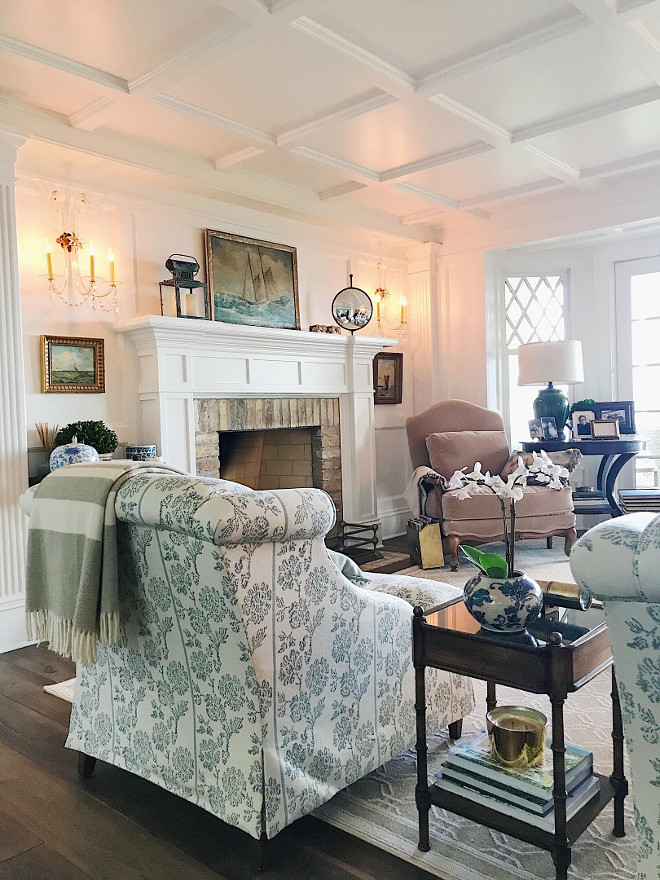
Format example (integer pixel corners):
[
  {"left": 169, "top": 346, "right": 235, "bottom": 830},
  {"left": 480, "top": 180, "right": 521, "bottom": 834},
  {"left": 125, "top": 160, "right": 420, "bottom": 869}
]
[{"left": 517, "top": 340, "right": 584, "bottom": 386}]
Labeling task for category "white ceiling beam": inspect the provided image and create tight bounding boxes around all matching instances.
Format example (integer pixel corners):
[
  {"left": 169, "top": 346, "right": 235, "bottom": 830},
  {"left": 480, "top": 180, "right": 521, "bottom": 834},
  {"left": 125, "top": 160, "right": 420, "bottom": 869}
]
[
  {"left": 581, "top": 146, "right": 660, "bottom": 178},
  {"left": 290, "top": 146, "right": 381, "bottom": 182},
  {"left": 427, "top": 94, "right": 512, "bottom": 144},
  {"left": 319, "top": 181, "right": 367, "bottom": 200},
  {"left": 458, "top": 179, "right": 566, "bottom": 209},
  {"left": 290, "top": 17, "right": 416, "bottom": 90},
  {"left": 68, "top": 97, "right": 119, "bottom": 131},
  {"left": 215, "top": 146, "right": 266, "bottom": 169},
  {"left": 0, "top": 35, "right": 129, "bottom": 92},
  {"left": 522, "top": 145, "right": 582, "bottom": 182},
  {"left": 275, "top": 88, "right": 397, "bottom": 146},
  {"left": 394, "top": 182, "right": 491, "bottom": 220},
  {"left": 380, "top": 142, "right": 494, "bottom": 181},
  {"left": 615, "top": 0, "right": 660, "bottom": 15},
  {"left": 400, "top": 207, "right": 447, "bottom": 225},
  {"left": 417, "top": 12, "right": 589, "bottom": 92},
  {"left": 1, "top": 99, "right": 437, "bottom": 243},
  {"left": 151, "top": 95, "right": 276, "bottom": 146},
  {"left": 511, "top": 86, "right": 660, "bottom": 142}
]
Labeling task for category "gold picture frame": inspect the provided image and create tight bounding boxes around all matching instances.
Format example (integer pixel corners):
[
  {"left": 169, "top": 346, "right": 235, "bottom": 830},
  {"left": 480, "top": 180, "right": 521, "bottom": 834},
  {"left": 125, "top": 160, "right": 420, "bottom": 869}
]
[
  {"left": 205, "top": 229, "right": 300, "bottom": 329},
  {"left": 41, "top": 335, "right": 105, "bottom": 393}
]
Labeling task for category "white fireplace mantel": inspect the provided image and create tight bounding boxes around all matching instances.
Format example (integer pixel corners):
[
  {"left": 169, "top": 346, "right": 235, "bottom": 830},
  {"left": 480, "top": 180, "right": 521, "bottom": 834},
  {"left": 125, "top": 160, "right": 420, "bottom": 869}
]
[{"left": 118, "top": 316, "right": 395, "bottom": 523}]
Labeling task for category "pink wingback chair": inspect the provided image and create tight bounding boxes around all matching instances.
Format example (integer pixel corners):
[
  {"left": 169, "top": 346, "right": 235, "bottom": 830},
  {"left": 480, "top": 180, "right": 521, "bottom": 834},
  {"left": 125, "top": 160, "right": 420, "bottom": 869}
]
[{"left": 406, "top": 400, "right": 577, "bottom": 570}]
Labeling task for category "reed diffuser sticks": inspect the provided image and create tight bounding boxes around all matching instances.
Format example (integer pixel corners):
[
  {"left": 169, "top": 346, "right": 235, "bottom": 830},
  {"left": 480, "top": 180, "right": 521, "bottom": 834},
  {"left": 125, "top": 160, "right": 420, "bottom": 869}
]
[{"left": 35, "top": 422, "right": 59, "bottom": 455}]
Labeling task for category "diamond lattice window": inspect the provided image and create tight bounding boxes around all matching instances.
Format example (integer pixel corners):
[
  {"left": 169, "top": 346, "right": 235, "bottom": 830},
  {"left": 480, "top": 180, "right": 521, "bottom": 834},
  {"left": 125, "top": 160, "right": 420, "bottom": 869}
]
[{"left": 504, "top": 274, "right": 567, "bottom": 446}]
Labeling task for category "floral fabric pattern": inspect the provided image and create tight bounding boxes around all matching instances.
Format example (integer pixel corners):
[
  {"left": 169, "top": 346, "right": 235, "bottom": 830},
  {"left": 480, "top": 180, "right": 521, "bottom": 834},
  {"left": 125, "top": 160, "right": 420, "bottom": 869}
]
[
  {"left": 571, "top": 513, "right": 660, "bottom": 880},
  {"left": 66, "top": 474, "right": 474, "bottom": 840}
]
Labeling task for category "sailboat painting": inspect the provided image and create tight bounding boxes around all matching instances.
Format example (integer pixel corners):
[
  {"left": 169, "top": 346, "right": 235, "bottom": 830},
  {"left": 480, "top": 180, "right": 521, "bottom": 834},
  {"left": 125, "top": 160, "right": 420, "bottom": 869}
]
[{"left": 205, "top": 230, "right": 300, "bottom": 329}]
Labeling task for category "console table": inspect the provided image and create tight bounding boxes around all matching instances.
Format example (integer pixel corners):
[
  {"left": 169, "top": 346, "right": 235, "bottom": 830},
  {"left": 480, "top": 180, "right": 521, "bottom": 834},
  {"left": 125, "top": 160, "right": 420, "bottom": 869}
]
[{"left": 521, "top": 438, "right": 646, "bottom": 516}]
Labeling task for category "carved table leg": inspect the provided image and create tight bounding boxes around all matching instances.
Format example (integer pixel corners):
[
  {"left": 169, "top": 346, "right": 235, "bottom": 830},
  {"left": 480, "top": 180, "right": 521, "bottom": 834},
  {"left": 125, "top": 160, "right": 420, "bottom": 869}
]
[
  {"left": 77, "top": 751, "right": 96, "bottom": 778},
  {"left": 611, "top": 667, "right": 628, "bottom": 837}
]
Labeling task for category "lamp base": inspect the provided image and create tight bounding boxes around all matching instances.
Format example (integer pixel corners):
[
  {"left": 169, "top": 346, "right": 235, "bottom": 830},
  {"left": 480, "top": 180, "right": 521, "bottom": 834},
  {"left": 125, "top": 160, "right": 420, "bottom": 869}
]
[{"left": 533, "top": 382, "right": 569, "bottom": 439}]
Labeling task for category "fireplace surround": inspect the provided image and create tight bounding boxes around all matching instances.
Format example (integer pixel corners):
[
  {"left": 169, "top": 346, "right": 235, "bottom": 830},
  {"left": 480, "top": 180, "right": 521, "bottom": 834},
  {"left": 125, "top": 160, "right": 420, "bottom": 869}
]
[{"left": 118, "top": 316, "right": 394, "bottom": 524}]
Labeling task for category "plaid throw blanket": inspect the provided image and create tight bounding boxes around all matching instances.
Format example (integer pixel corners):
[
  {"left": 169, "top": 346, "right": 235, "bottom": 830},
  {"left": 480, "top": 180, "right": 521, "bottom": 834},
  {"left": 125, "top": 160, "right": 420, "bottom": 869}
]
[{"left": 25, "top": 460, "right": 184, "bottom": 665}]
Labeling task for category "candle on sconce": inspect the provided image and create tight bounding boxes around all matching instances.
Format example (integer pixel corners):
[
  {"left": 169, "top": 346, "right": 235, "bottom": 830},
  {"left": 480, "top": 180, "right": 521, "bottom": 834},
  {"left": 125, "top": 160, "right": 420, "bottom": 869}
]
[
  {"left": 108, "top": 248, "right": 115, "bottom": 284},
  {"left": 89, "top": 242, "right": 95, "bottom": 283},
  {"left": 374, "top": 291, "right": 381, "bottom": 320},
  {"left": 45, "top": 242, "right": 53, "bottom": 280},
  {"left": 400, "top": 295, "right": 407, "bottom": 324}
]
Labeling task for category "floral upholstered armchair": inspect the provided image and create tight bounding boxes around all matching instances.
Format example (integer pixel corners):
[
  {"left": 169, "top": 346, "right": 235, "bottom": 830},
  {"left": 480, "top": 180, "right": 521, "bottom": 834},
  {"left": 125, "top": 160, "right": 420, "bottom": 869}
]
[
  {"left": 570, "top": 513, "right": 660, "bottom": 880},
  {"left": 63, "top": 473, "right": 473, "bottom": 841}
]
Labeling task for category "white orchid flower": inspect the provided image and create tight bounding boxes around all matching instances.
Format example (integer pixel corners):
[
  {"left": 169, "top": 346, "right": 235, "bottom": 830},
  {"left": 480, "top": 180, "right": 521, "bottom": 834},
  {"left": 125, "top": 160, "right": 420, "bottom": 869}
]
[
  {"left": 499, "top": 480, "right": 524, "bottom": 502},
  {"left": 465, "top": 462, "right": 484, "bottom": 481},
  {"left": 548, "top": 476, "right": 564, "bottom": 490},
  {"left": 534, "top": 472, "right": 551, "bottom": 484},
  {"left": 455, "top": 484, "right": 473, "bottom": 500},
  {"left": 447, "top": 471, "right": 467, "bottom": 490},
  {"left": 485, "top": 473, "right": 505, "bottom": 489},
  {"left": 509, "top": 456, "right": 528, "bottom": 480}
]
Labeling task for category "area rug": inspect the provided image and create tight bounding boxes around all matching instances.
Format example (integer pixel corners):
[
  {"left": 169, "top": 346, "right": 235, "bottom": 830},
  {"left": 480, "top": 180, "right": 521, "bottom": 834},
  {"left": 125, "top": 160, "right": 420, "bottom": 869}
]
[{"left": 314, "top": 541, "right": 636, "bottom": 880}]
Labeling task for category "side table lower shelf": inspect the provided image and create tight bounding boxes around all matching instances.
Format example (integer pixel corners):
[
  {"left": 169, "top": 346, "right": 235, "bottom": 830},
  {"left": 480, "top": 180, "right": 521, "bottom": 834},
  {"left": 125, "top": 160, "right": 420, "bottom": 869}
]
[{"left": 428, "top": 772, "right": 619, "bottom": 850}]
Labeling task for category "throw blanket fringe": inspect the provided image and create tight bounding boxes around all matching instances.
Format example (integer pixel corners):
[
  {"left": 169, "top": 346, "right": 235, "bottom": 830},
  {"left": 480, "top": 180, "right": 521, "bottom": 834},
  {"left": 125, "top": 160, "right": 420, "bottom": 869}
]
[{"left": 26, "top": 609, "right": 120, "bottom": 667}]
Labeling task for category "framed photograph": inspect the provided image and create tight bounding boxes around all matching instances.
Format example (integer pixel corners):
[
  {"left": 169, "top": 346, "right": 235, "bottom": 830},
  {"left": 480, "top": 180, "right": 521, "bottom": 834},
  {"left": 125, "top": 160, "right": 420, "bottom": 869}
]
[
  {"left": 540, "top": 416, "right": 559, "bottom": 440},
  {"left": 572, "top": 410, "right": 595, "bottom": 438},
  {"left": 41, "top": 335, "right": 105, "bottom": 393},
  {"left": 528, "top": 418, "right": 542, "bottom": 440},
  {"left": 205, "top": 229, "right": 300, "bottom": 330},
  {"left": 373, "top": 352, "right": 403, "bottom": 405},
  {"left": 593, "top": 401, "right": 636, "bottom": 434},
  {"left": 591, "top": 418, "right": 620, "bottom": 439}
]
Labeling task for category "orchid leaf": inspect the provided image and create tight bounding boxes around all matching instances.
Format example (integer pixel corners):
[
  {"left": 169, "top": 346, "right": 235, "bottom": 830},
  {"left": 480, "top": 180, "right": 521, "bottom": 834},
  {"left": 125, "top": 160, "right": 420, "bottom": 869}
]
[{"left": 460, "top": 545, "right": 508, "bottom": 578}]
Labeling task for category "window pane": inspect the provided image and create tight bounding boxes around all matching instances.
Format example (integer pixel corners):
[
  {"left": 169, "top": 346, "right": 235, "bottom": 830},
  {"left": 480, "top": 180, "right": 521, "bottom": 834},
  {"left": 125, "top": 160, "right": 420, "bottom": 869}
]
[
  {"left": 631, "top": 317, "right": 660, "bottom": 364},
  {"left": 631, "top": 273, "right": 660, "bottom": 320},
  {"left": 632, "top": 365, "right": 660, "bottom": 409}
]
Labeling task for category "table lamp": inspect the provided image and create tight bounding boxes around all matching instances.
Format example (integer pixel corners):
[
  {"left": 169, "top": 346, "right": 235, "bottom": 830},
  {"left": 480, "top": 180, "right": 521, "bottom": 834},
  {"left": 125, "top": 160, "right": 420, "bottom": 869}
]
[{"left": 518, "top": 340, "right": 584, "bottom": 439}]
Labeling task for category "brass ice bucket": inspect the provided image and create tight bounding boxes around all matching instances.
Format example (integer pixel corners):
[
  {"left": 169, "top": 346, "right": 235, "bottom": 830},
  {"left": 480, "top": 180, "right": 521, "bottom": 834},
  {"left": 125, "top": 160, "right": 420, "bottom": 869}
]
[{"left": 487, "top": 706, "right": 547, "bottom": 769}]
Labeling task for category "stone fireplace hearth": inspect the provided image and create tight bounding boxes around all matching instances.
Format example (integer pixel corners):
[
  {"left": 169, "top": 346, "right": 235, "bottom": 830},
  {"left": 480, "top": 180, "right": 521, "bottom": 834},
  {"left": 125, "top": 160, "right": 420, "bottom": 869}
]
[{"left": 118, "top": 316, "right": 394, "bottom": 525}]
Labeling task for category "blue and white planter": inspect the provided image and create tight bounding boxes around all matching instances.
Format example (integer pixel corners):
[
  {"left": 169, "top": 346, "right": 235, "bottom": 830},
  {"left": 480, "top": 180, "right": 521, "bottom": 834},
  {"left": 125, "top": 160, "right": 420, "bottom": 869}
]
[
  {"left": 49, "top": 439, "right": 99, "bottom": 471},
  {"left": 464, "top": 571, "right": 543, "bottom": 643},
  {"left": 125, "top": 444, "right": 157, "bottom": 461}
]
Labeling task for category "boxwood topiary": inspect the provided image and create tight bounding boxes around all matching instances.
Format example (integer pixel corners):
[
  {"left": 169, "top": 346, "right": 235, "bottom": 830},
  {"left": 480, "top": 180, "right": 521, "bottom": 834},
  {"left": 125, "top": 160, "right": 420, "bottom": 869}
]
[{"left": 54, "top": 420, "right": 118, "bottom": 455}]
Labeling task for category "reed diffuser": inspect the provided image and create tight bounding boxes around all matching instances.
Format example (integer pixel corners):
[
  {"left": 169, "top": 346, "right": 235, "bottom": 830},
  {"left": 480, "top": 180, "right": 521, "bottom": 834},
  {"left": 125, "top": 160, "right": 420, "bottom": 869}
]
[{"left": 35, "top": 422, "right": 59, "bottom": 456}]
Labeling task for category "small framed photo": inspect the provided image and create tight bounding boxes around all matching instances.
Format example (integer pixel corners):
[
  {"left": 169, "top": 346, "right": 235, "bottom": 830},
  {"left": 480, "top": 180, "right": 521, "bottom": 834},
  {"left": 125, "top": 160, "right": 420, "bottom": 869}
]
[
  {"left": 540, "top": 416, "right": 559, "bottom": 440},
  {"left": 528, "top": 418, "right": 542, "bottom": 440},
  {"left": 593, "top": 401, "right": 635, "bottom": 434},
  {"left": 591, "top": 418, "right": 620, "bottom": 439},
  {"left": 373, "top": 352, "right": 403, "bottom": 404},
  {"left": 41, "top": 335, "right": 105, "bottom": 393},
  {"left": 572, "top": 410, "right": 595, "bottom": 438}
]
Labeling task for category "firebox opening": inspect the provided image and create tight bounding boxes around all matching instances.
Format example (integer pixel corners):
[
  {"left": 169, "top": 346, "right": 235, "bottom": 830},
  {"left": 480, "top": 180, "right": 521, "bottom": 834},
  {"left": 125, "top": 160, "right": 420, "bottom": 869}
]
[{"left": 219, "top": 428, "right": 314, "bottom": 491}]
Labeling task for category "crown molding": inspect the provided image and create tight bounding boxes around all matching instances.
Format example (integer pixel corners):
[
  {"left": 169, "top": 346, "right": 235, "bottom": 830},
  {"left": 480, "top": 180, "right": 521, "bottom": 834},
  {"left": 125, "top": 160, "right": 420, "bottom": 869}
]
[
  {"left": 290, "top": 17, "right": 415, "bottom": 90},
  {"left": 380, "top": 142, "right": 494, "bottom": 181},
  {"left": 290, "top": 146, "right": 380, "bottom": 181},
  {"left": 319, "top": 181, "right": 367, "bottom": 200},
  {"left": 275, "top": 88, "right": 397, "bottom": 145},
  {"left": 417, "top": 12, "right": 589, "bottom": 91},
  {"left": 68, "top": 96, "right": 119, "bottom": 131},
  {"left": 151, "top": 95, "right": 276, "bottom": 146},
  {"left": 214, "top": 146, "right": 266, "bottom": 169},
  {"left": 0, "top": 34, "right": 129, "bottom": 92}
]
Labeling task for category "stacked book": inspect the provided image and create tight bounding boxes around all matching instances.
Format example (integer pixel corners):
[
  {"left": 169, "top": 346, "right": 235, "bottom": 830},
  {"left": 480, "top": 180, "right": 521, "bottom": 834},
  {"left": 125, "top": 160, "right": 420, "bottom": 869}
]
[
  {"left": 435, "top": 731, "right": 599, "bottom": 830},
  {"left": 619, "top": 489, "right": 660, "bottom": 514}
]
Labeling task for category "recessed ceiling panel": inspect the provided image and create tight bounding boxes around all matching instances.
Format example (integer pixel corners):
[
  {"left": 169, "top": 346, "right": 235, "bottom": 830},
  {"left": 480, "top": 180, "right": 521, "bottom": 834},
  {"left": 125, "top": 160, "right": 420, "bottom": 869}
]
[
  {"left": 529, "top": 103, "right": 660, "bottom": 173},
  {"left": 101, "top": 101, "right": 248, "bottom": 161},
  {"left": 438, "top": 27, "right": 654, "bottom": 134},
  {"left": 409, "top": 149, "right": 554, "bottom": 203},
  {"left": 298, "top": 101, "right": 489, "bottom": 174},
  {"left": 165, "top": 28, "right": 379, "bottom": 135},
  {"left": 0, "top": 0, "right": 235, "bottom": 81},
  {"left": 311, "top": 0, "right": 577, "bottom": 75},
  {"left": 0, "top": 54, "right": 112, "bottom": 116}
]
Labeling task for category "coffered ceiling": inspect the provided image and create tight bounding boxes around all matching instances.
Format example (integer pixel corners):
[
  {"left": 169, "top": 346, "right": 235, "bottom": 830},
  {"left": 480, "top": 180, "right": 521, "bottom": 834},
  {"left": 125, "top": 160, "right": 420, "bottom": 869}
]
[{"left": 3, "top": 0, "right": 660, "bottom": 243}]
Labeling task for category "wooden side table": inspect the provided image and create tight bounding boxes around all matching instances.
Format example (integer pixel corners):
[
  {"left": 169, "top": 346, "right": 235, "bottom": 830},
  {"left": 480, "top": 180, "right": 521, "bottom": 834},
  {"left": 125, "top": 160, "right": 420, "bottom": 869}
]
[{"left": 413, "top": 599, "right": 627, "bottom": 880}]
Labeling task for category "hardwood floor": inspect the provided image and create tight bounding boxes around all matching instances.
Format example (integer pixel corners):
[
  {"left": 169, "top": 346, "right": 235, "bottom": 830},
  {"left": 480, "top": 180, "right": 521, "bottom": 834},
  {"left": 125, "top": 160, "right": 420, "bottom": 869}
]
[{"left": 0, "top": 645, "right": 436, "bottom": 880}]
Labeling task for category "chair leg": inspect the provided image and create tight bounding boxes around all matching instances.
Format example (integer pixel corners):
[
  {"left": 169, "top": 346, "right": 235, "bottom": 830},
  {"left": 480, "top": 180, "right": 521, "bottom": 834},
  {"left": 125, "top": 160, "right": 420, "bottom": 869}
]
[
  {"left": 448, "top": 536, "right": 460, "bottom": 571},
  {"left": 564, "top": 527, "right": 577, "bottom": 557},
  {"left": 78, "top": 751, "right": 96, "bottom": 778},
  {"left": 546, "top": 536, "right": 553, "bottom": 549}
]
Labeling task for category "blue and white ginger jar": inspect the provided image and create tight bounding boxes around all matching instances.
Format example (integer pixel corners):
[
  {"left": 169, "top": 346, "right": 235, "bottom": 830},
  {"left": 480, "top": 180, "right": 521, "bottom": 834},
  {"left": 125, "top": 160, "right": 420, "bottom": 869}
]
[
  {"left": 49, "top": 437, "right": 100, "bottom": 471},
  {"left": 464, "top": 571, "right": 543, "bottom": 635}
]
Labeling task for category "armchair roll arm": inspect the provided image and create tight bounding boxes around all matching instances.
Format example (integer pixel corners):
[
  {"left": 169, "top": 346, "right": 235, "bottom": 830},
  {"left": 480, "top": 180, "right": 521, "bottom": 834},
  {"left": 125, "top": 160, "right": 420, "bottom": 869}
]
[
  {"left": 570, "top": 512, "right": 660, "bottom": 602},
  {"left": 115, "top": 473, "right": 336, "bottom": 545}
]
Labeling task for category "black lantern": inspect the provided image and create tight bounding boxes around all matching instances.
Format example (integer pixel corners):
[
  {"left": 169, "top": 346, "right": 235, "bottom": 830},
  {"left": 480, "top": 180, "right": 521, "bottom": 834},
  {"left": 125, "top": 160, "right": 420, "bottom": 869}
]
[{"left": 159, "top": 254, "right": 210, "bottom": 320}]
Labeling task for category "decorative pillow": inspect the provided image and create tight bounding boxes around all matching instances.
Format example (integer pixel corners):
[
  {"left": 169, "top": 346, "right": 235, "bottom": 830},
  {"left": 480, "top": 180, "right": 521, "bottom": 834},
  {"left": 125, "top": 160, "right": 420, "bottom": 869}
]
[{"left": 425, "top": 430, "right": 510, "bottom": 480}]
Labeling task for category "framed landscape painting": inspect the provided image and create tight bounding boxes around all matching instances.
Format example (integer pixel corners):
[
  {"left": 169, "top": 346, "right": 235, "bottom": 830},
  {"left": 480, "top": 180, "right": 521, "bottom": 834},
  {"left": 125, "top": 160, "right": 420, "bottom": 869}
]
[
  {"left": 41, "top": 335, "right": 105, "bottom": 393},
  {"left": 205, "top": 229, "right": 300, "bottom": 329}
]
